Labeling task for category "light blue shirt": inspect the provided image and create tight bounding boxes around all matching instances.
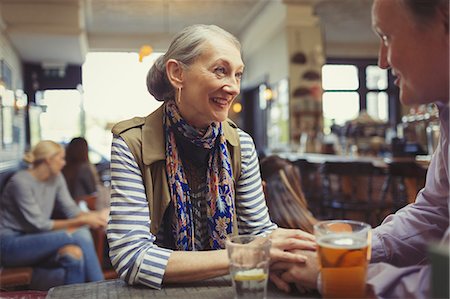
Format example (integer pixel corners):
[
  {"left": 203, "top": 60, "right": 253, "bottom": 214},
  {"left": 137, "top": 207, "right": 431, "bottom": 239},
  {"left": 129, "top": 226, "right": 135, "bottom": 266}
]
[{"left": 368, "top": 102, "right": 449, "bottom": 299}]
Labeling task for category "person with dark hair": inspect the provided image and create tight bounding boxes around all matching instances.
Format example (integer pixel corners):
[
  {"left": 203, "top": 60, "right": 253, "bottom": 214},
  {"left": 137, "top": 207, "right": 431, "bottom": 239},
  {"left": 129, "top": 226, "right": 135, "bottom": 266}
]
[
  {"left": 0, "top": 140, "right": 106, "bottom": 289},
  {"left": 270, "top": 0, "right": 449, "bottom": 297},
  {"left": 260, "top": 155, "right": 317, "bottom": 234},
  {"left": 108, "top": 24, "right": 316, "bottom": 289},
  {"left": 62, "top": 137, "right": 99, "bottom": 201}
]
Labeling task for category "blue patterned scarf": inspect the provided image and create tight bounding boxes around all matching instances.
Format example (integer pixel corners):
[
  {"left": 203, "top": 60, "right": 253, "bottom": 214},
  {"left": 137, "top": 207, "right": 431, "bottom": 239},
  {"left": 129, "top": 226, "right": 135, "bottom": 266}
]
[{"left": 163, "top": 100, "right": 235, "bottom": 250}]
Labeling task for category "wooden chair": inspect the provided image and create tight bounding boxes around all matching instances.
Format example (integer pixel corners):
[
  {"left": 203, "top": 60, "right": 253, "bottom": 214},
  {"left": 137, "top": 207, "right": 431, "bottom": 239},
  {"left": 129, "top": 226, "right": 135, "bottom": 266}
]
[
  {"left": 0, "top": 267, "right": 33, "bottom": 291},
  {"left": 293, "top": 158, "right": 322, "bottom": 217},
  {"left": 320, "top": 161, "right": 382, "bottom": 225}
]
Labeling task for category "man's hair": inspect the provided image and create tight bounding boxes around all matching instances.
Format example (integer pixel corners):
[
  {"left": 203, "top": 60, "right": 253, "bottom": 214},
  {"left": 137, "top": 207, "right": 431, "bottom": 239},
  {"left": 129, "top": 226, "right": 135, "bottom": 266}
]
[{"left": 403, "top": 0, "right": 448, "bottom": 23}]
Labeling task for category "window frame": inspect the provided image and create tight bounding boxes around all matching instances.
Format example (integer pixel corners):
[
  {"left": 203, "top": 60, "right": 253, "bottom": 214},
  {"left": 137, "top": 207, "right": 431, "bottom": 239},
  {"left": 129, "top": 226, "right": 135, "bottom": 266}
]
[{"left": 326, "top": 58, "right": 401, "bottom": 127}]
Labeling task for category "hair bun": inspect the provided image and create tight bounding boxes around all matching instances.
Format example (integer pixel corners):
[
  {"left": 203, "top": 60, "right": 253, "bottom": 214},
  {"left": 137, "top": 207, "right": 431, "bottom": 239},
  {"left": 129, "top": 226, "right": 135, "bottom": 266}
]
[
  {"left": 147, "top": 55, "right": 170, "bottom": 102},
  {"left": 23, "top": 151, "right": 35, "bottom": 164}
]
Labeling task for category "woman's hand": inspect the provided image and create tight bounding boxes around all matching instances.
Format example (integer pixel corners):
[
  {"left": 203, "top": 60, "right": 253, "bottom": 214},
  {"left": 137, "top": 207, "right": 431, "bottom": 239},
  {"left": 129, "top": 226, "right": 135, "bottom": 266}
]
[
  {"left": 78, "top": 211, "right": 108, "bottom": 229},
  {"left": 269, "top": 228, "right": 317, "bottom": 264}
]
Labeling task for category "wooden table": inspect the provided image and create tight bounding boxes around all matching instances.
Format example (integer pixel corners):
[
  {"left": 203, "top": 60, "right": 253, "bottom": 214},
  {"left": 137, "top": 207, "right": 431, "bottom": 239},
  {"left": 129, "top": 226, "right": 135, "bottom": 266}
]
[{"left": 46, "top": 277, "right": 320, "bottom": 299}]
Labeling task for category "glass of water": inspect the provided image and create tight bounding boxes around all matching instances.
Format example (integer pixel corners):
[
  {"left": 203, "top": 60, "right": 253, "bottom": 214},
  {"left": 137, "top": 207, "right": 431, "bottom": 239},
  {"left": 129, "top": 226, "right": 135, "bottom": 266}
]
[{"left": 226, "top": 234, "right": 271, "bottom": 299}]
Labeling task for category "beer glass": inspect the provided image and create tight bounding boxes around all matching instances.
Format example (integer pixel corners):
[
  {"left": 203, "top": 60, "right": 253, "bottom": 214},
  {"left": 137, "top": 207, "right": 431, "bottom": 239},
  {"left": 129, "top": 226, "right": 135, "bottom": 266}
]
[
  {"left": 314, "top": 220, "right": 371, "bottom": 298},
  {"left": 226, "top": 235, "right": 271, "bottom": 299}
]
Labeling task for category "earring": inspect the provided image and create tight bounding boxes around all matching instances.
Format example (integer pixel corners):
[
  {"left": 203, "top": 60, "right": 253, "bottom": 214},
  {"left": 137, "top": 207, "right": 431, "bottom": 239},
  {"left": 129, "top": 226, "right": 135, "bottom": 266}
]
[{"left": 176, "top": 87, "right": 182, "bottom": 104}]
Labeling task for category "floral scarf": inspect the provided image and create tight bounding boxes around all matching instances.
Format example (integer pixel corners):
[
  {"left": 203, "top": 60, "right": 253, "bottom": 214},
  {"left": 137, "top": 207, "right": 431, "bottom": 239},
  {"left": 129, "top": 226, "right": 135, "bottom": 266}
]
[{"left": 163, "top": 100, "right": 235, "bottom": 251}]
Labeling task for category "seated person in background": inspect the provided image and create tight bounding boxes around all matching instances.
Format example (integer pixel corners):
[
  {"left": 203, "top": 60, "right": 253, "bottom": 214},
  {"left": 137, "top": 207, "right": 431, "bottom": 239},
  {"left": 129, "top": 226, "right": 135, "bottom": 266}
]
[
  {"left": 62, "top": 137, "right": 100, "bottom": 204},
  {"left": 0, "top": 140, "right": 107, "bottom": 289},
  {"left": 260, "top": 155, "right": 317, "bottom": 234},
  {"left": 62, "top": 137, "right": 110, "bottom": 211},
  {"left": 108, "top": 24, "right": 315, "bottom": 289},
  {"left": 270, "top": 0, "right": 449, "bottom": 297}
]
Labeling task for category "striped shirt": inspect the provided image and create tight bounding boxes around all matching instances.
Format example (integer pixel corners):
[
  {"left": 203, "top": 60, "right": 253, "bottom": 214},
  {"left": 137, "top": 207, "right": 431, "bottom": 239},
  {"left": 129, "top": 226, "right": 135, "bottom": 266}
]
[{"left": 107, "top": 129, "right": 276, "bottom": 289}]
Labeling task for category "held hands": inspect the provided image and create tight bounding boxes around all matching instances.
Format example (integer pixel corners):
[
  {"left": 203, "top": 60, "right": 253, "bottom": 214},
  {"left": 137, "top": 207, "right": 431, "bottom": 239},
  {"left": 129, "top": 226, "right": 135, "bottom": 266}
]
[
  {"left": 268, "top": 228, "right": 320, "bottom": 293},
  {"left": 270, "top": 249, "right": 320, "bottom": 293},
  {"left": 268, "top": 228, "right": 316, "bottom": 263}
]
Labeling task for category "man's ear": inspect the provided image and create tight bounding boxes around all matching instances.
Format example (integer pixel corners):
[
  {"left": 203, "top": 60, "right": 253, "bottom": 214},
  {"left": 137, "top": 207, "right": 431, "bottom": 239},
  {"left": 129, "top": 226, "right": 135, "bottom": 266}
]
[{"left": 166, "top": 59, "right": 184, "bottom": 88}]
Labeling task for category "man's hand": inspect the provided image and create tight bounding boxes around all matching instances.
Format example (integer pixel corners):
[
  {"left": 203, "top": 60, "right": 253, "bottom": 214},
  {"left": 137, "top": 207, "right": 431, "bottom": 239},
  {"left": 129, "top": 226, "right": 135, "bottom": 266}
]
[{"left": 270, "top": 249, "right": 320, "bottom": 292}]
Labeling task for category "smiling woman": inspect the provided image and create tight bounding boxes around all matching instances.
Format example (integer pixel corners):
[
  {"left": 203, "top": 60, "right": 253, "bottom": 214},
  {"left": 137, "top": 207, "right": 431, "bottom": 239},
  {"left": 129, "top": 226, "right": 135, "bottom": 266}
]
[{"left": 107, "top": 24, "right": 316, "bottom": 290}]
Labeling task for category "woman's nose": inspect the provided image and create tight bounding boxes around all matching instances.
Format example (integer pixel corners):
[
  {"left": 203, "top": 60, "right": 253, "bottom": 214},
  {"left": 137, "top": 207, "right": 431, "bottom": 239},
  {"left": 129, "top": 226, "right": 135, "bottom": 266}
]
[{"left": 224, "top": 77, "right": 240, "bottom": 96}]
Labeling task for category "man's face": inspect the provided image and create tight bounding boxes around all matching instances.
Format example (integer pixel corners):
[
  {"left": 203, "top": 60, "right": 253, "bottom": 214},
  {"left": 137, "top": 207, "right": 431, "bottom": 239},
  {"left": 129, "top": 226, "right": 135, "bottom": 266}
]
[{"left": 371, "top": 0, "right": 449, "bottom": 105}]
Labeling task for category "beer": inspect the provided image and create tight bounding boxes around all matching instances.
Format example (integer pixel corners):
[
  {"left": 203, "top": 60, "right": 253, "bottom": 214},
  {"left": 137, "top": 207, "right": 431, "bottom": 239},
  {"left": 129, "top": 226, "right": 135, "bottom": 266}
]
[{"left": 317, "top": 234, "right": 369, "bottom": 298}]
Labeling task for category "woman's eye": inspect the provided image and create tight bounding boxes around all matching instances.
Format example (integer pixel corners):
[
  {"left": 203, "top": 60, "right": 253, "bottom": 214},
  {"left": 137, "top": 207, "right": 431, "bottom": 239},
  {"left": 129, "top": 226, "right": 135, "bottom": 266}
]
[
  {"left": 235, "top": 72, "right": 243, "bottom": 80},
  {"left": 214, "top": 67, "right": 226, "bottom": 76}
]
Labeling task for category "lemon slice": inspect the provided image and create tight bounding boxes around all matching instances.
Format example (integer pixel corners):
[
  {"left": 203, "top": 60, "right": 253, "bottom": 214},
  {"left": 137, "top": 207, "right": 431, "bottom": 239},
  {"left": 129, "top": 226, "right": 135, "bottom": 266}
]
[{"left": 234, "top": 269, "right": 268, "bottom": 281}]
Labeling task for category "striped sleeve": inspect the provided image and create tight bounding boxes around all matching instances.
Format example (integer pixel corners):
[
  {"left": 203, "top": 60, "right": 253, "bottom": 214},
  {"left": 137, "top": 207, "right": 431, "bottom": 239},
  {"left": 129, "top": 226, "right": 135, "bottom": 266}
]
[
  {"left": 235, "top": 129, "right": 277, "bottom": 235},
  {"left": 107, "top": 135, "right": 172, "bottom": 289}
]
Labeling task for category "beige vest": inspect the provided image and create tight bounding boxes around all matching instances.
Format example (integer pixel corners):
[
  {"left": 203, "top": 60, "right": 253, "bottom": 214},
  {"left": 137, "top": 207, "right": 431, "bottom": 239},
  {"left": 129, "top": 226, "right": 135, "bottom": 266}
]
[{"left": 112, "top": 105, "right": 241, "bottom": 236}]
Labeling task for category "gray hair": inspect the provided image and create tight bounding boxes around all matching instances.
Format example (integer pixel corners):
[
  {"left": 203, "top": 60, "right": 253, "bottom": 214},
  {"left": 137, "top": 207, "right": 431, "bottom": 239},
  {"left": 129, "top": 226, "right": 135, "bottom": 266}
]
[{"left": 146, "top": 24, "right": 241, "bottom": 102}]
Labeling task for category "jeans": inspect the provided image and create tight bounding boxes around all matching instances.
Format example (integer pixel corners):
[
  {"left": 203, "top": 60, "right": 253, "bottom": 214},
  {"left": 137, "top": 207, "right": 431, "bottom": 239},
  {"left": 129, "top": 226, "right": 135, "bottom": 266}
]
[{"left": 0, "top": 227, "right": 104, "bottom": 288}]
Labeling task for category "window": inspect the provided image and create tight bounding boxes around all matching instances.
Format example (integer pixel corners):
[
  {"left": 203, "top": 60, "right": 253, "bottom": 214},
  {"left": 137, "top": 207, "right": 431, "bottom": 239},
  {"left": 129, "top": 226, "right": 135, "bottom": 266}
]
[
  {"left": 322, "top": 65, "right": 360, "bottom": 129},
  {"left": 39, "top": 89, "right": 82, "bottom": 142},
  {"left": 322, "top": 60, "right": 391, "bottom": 132},
  {"left": 82, "top": 52, "right": 164, "bottom": 158},
  {"left": 29, "top": 52, "right": 164, "bottom": 159},
  {"left": 267, "top": 79, "right": 289, "bottom": 150}
]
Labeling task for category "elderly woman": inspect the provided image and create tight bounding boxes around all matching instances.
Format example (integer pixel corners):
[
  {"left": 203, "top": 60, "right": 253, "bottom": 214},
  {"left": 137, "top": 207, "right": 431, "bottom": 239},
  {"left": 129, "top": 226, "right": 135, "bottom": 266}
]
[
  {"left": 108, "top": 24, "right": 315, "bottom": 289},
  {"left": 271, "top": 0, "right": 449, "bottom": 298},
  {"left": 0, "top": 140, "right": 107, "bottom": 289}
]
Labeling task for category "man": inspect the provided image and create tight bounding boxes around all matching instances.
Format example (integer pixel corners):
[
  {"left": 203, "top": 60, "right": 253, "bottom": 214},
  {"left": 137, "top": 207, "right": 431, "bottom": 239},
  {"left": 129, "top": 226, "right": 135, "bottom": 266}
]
[{"left": 271, "top": 1, "right": 449, "bottom": 298}]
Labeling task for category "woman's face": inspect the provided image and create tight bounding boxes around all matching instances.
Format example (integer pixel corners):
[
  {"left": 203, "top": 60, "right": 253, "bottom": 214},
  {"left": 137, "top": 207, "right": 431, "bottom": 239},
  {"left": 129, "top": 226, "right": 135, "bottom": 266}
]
[
  {"left": 47, "top": 150, "right": 66, "bottom": 175},
  {"left": 177, "top": 36, "right": 244, "bottom": 128},
  {"left": 372, "top": 0, "right": 449, "bottom": 105}
]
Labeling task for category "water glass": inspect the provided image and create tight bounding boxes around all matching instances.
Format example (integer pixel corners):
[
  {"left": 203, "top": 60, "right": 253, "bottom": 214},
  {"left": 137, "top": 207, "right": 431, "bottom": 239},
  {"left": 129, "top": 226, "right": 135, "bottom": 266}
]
[{"left": 226, "top": 234, "right": 271, "bottom": 299}]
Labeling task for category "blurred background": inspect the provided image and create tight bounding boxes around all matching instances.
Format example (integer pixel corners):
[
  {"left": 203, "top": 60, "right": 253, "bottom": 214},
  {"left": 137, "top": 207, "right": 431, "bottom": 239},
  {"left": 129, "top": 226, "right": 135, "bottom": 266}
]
[{"left": 0, "top": 0, "right": 438, "bottom": 177}]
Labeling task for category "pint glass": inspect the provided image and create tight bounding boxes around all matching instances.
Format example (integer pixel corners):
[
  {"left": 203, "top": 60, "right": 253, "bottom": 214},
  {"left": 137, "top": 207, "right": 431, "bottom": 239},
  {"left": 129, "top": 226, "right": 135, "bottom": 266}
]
[{"left": 314, "top": 220, "right": 371, "bottom": 298}]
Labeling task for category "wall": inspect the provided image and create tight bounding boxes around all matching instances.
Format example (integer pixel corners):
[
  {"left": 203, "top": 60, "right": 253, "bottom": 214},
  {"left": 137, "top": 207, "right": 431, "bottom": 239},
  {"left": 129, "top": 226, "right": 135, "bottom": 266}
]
[
  {"left": 0, "top": 31, "right": 23, "bottom": 89},
  {"left": 243, "top": 28, "right": 288, "bottom": 88},
  {"left": 326, "top": 42, "right": 378, "bottom": 59},
  {"left": 240, "top": 1, "right": 289, "bottom": 88},
  {"left": 0, "top": 25, "right": 25, "bottom": 170}
]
